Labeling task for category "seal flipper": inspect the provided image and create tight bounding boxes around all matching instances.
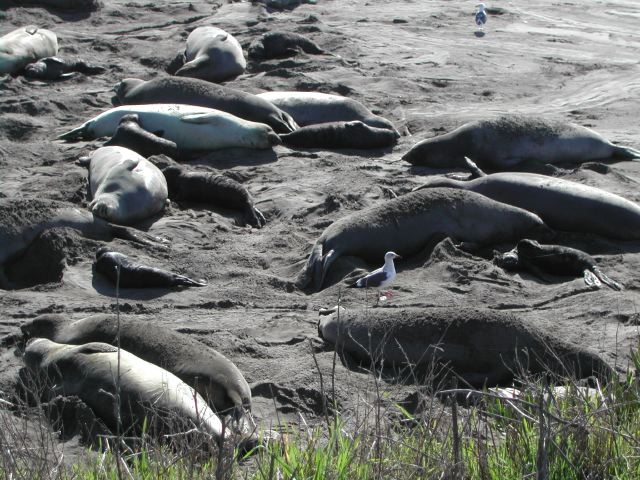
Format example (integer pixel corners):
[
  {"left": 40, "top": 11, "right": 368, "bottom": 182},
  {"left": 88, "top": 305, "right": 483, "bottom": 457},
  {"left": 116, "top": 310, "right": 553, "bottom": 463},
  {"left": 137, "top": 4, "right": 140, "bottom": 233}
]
[
  {"left": 591, "top": 266, "right": 624, "bottom": 291},
  {"left": 463, "top": 157, "right": 487, "bottom": 178},
  {"left": 583, "top": 269, "right": 602, "bottom": 289},
  {"left": 612, "top": 145, "right": 640, "bottom": 159},
  {"left": 58, "top": 122, "right": 90, "bottom": 141},
  {"left": 295, "top": 243, "right": 323, "bottom": 291}
]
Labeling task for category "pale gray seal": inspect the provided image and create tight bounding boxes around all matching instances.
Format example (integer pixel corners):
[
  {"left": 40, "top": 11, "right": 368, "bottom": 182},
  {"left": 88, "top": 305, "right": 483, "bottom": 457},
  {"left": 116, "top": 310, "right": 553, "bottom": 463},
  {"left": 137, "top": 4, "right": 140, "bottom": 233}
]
[{"left": 0, "top": 26, "right": 58, "bottom": 75}]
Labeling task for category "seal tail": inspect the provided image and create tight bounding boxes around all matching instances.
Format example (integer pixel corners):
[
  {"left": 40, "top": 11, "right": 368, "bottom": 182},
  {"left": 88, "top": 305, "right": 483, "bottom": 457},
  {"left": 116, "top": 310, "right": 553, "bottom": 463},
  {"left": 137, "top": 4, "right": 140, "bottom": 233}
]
[
  {"left": 612, "top": 145, "right": 640, "bottom": 159},
  {"left": 592, "top": 267, "right": 624, "bottom": 291},
  {"left": 58, "top": 123, "right": 89, "bottom": 141},
  {"left": 172, "top": 274, "right": 207, "bottom": 287}
]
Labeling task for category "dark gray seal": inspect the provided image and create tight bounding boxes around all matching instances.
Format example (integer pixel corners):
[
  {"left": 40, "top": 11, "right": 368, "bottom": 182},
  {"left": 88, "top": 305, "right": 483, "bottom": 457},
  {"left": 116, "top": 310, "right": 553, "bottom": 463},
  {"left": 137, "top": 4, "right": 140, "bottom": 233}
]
[
  {"left": 16, "top": 0, "right": 101, "bottom": 10},
  {"left": 296, "top": 187, "right": 551, "bottom": 292},
  {"left": 113, "top": 77, "right": 298, "bottom": 134},
  {"left": 104, "top": 114, "right": 179, "bottom": 159},
  {"left": 279, "top": 121, "right": 398, "bottom": 149},
  {"left": 23, "top": 56, "right": 105, "bottom": 80},
  {"left": 403, "top": 115, "right": 640, "bottom": 170},
  {"left": 494, "top": 239, "right": 623, "bottom": 291},
  {"left": 412, "top": 169, "right": 640, "bottom": 240},
  {"left": 161, "top": 165, "right": 266, "bottom": 228},
  {"left": 95, "top": 247, "right": 206, "bottom": 288},
  {"left": 248, "top": 31, "right": 325, "bottom": 59},
  {"left": 318, "top": 307, "right": 615, "bottom": 386}
]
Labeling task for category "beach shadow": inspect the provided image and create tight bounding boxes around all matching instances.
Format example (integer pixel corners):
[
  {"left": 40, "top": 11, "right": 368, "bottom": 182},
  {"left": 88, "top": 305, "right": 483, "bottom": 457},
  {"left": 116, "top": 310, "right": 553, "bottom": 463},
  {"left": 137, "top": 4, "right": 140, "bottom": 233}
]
[{"left": 474, "top": 31, "right": 486, "bottom": 38}]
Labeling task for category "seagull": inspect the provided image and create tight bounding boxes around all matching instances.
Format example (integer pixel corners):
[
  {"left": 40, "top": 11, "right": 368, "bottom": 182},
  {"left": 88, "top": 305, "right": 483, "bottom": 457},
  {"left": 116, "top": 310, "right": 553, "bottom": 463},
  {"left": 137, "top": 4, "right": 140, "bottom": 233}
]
[
  {"left": 475, "top": 3, "right": 487, "bottom": 31},
  {"left": 348, "top": 251, "right": 401, "bottom": 305}
]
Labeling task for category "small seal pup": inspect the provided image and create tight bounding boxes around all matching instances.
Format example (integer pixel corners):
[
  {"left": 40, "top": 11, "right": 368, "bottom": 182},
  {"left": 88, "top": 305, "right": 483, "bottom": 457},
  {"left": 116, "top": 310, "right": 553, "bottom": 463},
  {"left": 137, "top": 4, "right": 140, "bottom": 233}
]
[
  {"left": 318, "top": 307, "right": 615, "bottom": 386},
  {"left": 0, "top": 26, "right": 58, "bottom": 75},
  {"left": 257, "top": 91, "right": 398, "bottom": 133},
  {"left": 402, "top": 115, "right": 640, "bottom": 170},
  {"left": 296, "top": 187, "right": 551, "bottom": 292},
  {"left": 88, "top": 146, "right": 168, "bottom": 225},
  {"left": 104, "top": 114, "right": 179, "bottom": 159},
  {"left": 279, "top": 121, "right": 398, "bottom": 149},
  {"left": 248, "top": 31, "right": 325, "bottom": 59},
  {"left": 59, "top": 104, "right": 281, "bottom": 151},
  {"left": 23, "top": 56, "right": 105, "bottom": 80},
  {"left": 94, "top": 247, "right": 206, "bottom": 288},
  {"left": 113, "top": 77, "right": 298, "bottom": 134},
  {"left": 20, "top": 314, "right": 252, "bottom": 419},
  {"left": 494, "top": 239, "right": 623, "bottom": 291},
  {"left": 161, "top": 165, "right": 266, "bottom": 228},
  {"left": 23, "top": 339, "right": 228, "bottom": 443},
  {"left": 173, "top": 26, "right": 246, "bottom": 83}
]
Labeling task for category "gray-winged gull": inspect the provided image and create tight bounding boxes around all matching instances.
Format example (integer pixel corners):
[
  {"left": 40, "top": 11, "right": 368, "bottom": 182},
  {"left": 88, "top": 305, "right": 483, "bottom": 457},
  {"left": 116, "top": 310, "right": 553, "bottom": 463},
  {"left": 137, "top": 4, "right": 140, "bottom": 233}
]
[
  {"left": 348, "top": 251, "right": 401, "bottom": 305},
  {"left": 475, "top": 3, "right": 487, "bottom": 31}
]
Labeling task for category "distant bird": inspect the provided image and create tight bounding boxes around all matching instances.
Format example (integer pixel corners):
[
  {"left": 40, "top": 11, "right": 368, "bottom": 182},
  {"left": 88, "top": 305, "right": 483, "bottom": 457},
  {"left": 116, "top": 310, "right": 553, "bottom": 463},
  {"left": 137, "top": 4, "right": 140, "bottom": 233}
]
[
  {"left": 348, "top": 251, "right": 401, "bottom": 305},
  {"left": 475, "top": 3, "right": 487, "bottom": 31}
]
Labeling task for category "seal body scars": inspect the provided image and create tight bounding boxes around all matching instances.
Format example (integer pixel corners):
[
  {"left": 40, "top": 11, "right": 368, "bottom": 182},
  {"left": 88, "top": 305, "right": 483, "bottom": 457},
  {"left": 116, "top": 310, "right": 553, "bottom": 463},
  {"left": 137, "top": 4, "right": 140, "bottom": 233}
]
[
  {"left": 95, "top": 248, "right": 206, "bottom": 288},
  {"left": 256, "top": 91, "right": 399, "bottom": 134},
  {"left": 161, "top": 165, "right": 266, "bottom": 228},
  {"left": 402, "top": 115, "right": 640, "bottom": 169},
  {"left": 59, "top": 104, "right": 281, "bottom": 151},
  {"left": 20, "top": 314, "right": 252, "bottom": 418},
  {"left": 23, "top": 338, "right": 227, "bottom": 443},
  {"left": 412, "top": 172, "right": 640, "bottom": 240},
  {"left": 248, "top": 31, "right": 325, "bottom": 59},
  {"left": 175, "top": 26, "right": 246, "bottom": 83},
  {"left": 318, "top": 307, "right": 615, "bottom": 386},
  {"left": 296, "top": 187, "right": 550, "bottom": 292},
  {"left": 104, "top": 114, "right": 179, "bottom": 159},
  {"left": 279, "top": 121, "right": 397, "bottom": 149},
  {"left": 88, "top": 146, "right": 168, "bottom": 225},
  {"left": 113, "top": 76, "right": 298, "bottom": 134},
  {"left": 0, "top": 26, "right": 58, "bottom": 75}
]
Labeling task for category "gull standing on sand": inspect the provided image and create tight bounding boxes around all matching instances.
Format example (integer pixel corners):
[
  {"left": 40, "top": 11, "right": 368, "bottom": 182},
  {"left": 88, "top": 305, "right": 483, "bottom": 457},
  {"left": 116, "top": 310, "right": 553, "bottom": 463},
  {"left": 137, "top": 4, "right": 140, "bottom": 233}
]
[
  {"left": 348, "top": 251, "right": 401, "bottom": 305},
  {"left": 475, "top": 3, "right": 487, "bottom": 31}
]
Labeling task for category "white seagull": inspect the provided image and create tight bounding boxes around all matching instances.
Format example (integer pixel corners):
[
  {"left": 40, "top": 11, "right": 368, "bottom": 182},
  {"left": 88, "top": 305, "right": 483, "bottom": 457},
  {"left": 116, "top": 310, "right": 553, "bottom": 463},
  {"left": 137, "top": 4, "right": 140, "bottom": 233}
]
[
  {"left": 475, "top": 3, "right": 487, "bottom": 31},
  {"left": 348, "top": 251, "right": 401, "bottom": 305}
]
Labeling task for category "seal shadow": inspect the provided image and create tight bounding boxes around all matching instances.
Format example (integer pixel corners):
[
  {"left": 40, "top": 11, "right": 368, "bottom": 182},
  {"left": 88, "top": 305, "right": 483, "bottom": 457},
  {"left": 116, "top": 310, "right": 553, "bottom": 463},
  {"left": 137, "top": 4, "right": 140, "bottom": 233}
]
[
  {"left": 282, "top": 145, "right": 396, "bottom": 159},
  {"left": 474, "top": 31, "right": 486, "bottom": 38},
  {"left": 90, "top": 264, "right": 177, "bottom": 300},
  {"left": 185, "top": 148, "right": 278, "bottom": 169}
]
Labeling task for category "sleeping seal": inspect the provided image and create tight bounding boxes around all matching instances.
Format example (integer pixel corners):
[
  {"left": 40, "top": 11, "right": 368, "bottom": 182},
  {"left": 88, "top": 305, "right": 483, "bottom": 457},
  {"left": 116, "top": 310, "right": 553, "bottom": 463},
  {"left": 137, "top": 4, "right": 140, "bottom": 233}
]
[
  {"left": 0, "top": 26, "right": 58, "bottom": 75},
  {"left": 174, "top": 26, "right": 246, "bottom": 83},
  {"left": 23, "top": 56, "right": 105, "bottom": 80},
  {"left": 58, "top": 104, "right": 281, "bottom": 151},
  {"left": 113, "top": 77, "right": 298, "bottom": 134},
  {"left": 296, "top": 187, "right": 551, "bottom": 292},
  {"left": 494, "top": 239, "right": 623, "bottom": 291},
  {"left": 318, "top": 307, "right": 615, "bottom": 386},
  {"left": 23, "top": 339, "right": 228, "bottom": 443},
  {"left": 20, "top": 313, "right": 251, "bottom": 419},
  {"left": 279, "top": 121, "right": 397, "bottom": 149},
  {"left": 248, "top": 31, "right": 325, "bottom": 59},
  {"left": 403, "top": 115, "right": 640, "bottom": 170},
  {"left": 88, "top": 146, "right": 168, "bottom": 225}
]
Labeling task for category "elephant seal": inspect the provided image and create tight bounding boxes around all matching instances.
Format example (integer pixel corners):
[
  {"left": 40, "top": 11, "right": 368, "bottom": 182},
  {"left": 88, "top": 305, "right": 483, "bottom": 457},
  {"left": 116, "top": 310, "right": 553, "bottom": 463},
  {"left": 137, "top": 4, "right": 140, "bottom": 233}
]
[
  {"left": 318, "top": 307, "right": 615, "bottom": 386},
  {"left": 23, "top": 56, "right": 105, "bottom": 80},
  {"left": 402, "top": 115, "right": 640, "bottom": 170},
  {"left": 296, "top": 187, "right": 551, "bottom": 292},
  {"left": 412, "top": 170, "right": 640, "bottom": 240},
  {"left": 256, "top": 91, "right": 398, "bottom": 134},
  {"left": 88, "top": 146, "right": 168, "bottom": 225},
  {"left": 113, "top": 77, "right": 298, "bottom": 134},
  {"left": 16, "top": 0, "right": 101, "bottom": 10},
  {"left": 248, "top": 31, "right": 325, "bottom": 59},
  {"left": 0, "top": 26, "right": 58, "bottom": 75},
  {"left": 95, "top": 247, "right": 206, "bottom": 288},
  {"left": 20, "top": 313, "right": 251, "bottom": 419},
  {"left": 279, "top": 121, "right": 398, "bottom": 149},
  {"left": 0, "top": 198, "right": 166, "bottom": 289},
  {"left": 494, "top": 239, "right": 623, "bottom": 291},
  {"left": 23, "top": 339, "right": 228, "bottom": 443},
  {"left": 173, "top": 26, "right": 246, "bottom": 83},
  {"left": 59, "top": 104, "right": 281, "bottom": 151},
  {"left": 161, "top": 165, "right": 266, "bottom": 228},
  {"left": 104, "top": 114, "right": 179, "bottom": 159}
]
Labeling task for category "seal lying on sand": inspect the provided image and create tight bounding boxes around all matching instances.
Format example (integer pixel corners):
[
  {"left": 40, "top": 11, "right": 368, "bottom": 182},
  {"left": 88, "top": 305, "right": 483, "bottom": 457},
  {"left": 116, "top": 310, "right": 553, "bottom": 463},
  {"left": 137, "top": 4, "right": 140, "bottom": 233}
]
[
  {"left": 23, "top": 339, "right": 228, "bottom": 443},
  {"left": 279, "top": 121, "right": 398, "bottom": 149},
  {"left": 20, "top": 313, "right": 251, "bottom": 419},
  {"left": 17, "top": 0, "right": 101, "bottom": 10},
  {"left": 161, "top": 165, "right": 266, "bottom": 228},
  {"left": 104, "top": 114, "right": 179, "bottom": 158},
  {"left": 494, "top": 239, "right": 623, "bottom": 291},
  {"left": 296, "top": 188, "right": 551, "bottom": 292},
  {"left": 0, "top": 26, "right": 58, "bottom": 75},
  {"left": 318, "top": 307, "right": 615, "bottom": 386},
  {"left": 402, "top": 115, "right": 640, "bottom": 170},
  {"left": 88, "top": 146, "right": 168, "bottom": 225},
  {"left": 113, "top": 77, "right": 298, "bottom": 134},
  {"left": 173, "top": 26, "right": 245, "bottom": 83},
  {"left": 248, "top": 31, "right": 325, "bottom": 59},
  {"left": 59, "top": 104, "right": 281, "bottom": 151},
  {"left": 256, "top": 91, "right": 398, "bottom": 133},
  {"left": 412, "top": 168, "right": 640, "bottom": 240},
  {"left": 95, "top": 247, "right": 206, "bottom": 288},
  {"left": 23, "top": 56, "right": 105, "bottom": 80},
  {"left": 0, "top": 198, "right": 165, "bottom": 289}
]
